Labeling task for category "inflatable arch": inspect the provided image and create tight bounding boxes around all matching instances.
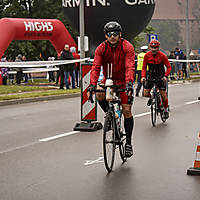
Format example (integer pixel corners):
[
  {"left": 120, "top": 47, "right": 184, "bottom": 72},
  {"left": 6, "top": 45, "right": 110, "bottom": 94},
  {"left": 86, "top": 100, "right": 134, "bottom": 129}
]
[{"left": 0, "top": 18, "right": 77, "bottom": 84}]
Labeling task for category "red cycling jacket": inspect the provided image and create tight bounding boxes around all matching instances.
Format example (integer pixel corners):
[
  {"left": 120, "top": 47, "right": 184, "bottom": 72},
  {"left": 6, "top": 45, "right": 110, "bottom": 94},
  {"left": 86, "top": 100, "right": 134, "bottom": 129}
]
[
  {"left": 142, "top": 51, "right": 171, "bottom": 79},
  {"left": 90, "top": 38, "right": 135, "bottom": 86}
]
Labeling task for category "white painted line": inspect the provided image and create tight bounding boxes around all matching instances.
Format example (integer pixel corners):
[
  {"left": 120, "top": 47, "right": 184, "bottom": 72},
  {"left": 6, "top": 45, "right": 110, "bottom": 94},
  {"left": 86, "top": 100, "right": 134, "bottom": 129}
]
[
  {"left": 39, "top": 131, "right": 80, "bottom": 142},
  {"left": 186, "top": 100, "right": 200, "bottom": 105},
  {"left": 135, "top": 112, "right": 151, "bottom": 118},
  {"left": 0, "top": 141, "right": 40, "bottom": 155},
  {"left": 84, "top": 157, "right": 104, "bottom": 166}
]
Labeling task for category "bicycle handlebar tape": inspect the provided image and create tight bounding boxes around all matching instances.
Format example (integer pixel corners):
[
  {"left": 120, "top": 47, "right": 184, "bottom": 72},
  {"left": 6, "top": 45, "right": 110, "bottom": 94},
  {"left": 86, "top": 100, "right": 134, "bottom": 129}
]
[
  {"left": 73, "top": 63, "right": 102, "bottom": 132},
  {"left": 187, "top": 132, "right": 200, "bottom": 175}
]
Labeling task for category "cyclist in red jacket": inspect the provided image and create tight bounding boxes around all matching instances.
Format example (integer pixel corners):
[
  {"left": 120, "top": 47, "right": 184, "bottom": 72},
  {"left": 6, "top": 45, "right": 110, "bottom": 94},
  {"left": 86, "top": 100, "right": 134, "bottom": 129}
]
[
  {"left": 87, "top": 21, "right": 135, "bottom": 157},
  {"left": 141, "top": 40, "right": 171, "bottom": 119}
]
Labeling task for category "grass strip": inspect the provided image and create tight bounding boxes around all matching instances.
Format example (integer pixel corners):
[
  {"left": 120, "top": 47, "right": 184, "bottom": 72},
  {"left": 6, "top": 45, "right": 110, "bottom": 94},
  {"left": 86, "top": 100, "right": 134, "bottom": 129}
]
[
  {"left": 0, "top": 85, "right": 53, "bottom": 94},
  {"left": 0, "top": 87, "right": 80, "bottom": 101}
]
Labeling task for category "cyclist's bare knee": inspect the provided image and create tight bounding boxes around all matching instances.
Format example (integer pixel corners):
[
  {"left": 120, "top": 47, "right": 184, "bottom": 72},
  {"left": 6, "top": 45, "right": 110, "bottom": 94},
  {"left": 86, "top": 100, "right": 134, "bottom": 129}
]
[
  {"left": 122, "top": 104, "right": 132, "bottom": 118},
  {"left": 160, "top": 90, "right": 167, "bottom": 101},
  {"left": 96, "top": 85, "right": 105, "bottom": 101},
  {"left": 144, "top": 89, "right": 151, "bottom": 97}
]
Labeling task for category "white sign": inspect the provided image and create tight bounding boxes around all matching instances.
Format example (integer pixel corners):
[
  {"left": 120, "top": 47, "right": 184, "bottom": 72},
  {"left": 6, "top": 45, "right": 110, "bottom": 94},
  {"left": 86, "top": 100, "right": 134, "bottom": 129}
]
[
  {"left": 62, "top": 0, "right": 155, "bottom": 7},
  {"left": 24, "top": 21, "right": 53, "bottom": 32},
  {"left": 78, "top": 36, "right": 89, "bottom": 52}
]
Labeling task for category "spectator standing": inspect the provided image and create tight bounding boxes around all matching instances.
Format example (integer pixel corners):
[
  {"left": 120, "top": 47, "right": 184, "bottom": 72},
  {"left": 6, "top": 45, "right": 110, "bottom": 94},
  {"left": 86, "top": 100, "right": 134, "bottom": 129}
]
[
  {"left": 47, "top": 57, "right": 55, "bottom": 82},
  {"left": 56, "top": 52, "right": 63, "bottom": 86},
  {"left": 1, "top": 56, "right": 9, "bottom": 85},
  {"left": 182, "top": 53, "right": 187, "bottom": 79},
  {"left": 60, "top": 44, "right": 75, "bottom": 89},
  {"left": 15, "top": 54, "right": 23, "bottom": 84},
  {"left": 174, "top": 47, "right": 184, "bottom": 80},
  {"left": 70, "top": 46, "right": 80, "bottom": 88},
  {"left": 22, "top": 55, "right": 29, "bottom": 83},
  {"left": 168, "top": 51, "right": 176, "bottom": 80},
  {"left": 136, "top": 45, "right": 148, "bottom": 96},
  {"left": 50, "top": 57, "right": 55, "bottom": 82}
]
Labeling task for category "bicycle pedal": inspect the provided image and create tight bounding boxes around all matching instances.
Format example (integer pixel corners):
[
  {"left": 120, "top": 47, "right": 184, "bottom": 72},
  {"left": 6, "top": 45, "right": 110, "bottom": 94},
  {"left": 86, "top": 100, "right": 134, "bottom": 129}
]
[{"left": 115, "top": 140, "right": 120, "bottom": 145}]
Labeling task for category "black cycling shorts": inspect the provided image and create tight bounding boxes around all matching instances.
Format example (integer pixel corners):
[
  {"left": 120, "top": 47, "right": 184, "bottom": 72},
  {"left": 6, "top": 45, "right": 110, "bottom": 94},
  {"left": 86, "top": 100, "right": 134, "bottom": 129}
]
[{"left": 144, "top": 79, "right": 166, "bottom": 90}]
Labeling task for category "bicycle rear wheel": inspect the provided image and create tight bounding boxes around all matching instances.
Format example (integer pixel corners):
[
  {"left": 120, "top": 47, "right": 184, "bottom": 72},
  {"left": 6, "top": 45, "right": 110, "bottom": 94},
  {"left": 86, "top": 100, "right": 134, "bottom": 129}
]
[
  {"left": 151, "top": 98, "right": 157, "bottom": 126},
  {"left": 160, "top": 106, "right": 166, "bottom": 123},
  {"left": 103, "top": 113, "right": 116, "bottom": 172}
]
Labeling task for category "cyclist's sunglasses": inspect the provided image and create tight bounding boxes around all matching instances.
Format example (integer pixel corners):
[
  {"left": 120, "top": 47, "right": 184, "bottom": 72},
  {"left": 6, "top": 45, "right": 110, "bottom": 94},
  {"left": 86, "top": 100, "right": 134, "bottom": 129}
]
[
  {"left": 106, "top": 31, "right": 120, "bottom": 37},
  {"left": 150, "top": 44, "right": 159, "bottom": 48}
]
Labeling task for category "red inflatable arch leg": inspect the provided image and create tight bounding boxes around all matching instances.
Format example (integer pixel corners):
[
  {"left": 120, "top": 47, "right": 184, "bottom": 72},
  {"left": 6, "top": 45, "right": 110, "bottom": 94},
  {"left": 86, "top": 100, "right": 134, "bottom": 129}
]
[{"left": 0, "top": 18, "right": 77, "bottom": 85}]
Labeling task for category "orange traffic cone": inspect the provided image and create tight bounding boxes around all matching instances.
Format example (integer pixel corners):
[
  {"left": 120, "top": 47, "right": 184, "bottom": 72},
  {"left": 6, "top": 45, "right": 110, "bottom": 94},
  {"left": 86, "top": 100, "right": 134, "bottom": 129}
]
[{"left": 187, "top": 132, "right": 200, "bottom": 175}]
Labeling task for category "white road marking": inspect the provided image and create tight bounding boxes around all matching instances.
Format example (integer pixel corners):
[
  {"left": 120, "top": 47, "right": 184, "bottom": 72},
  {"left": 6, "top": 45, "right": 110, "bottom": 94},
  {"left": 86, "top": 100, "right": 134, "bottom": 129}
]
[
  {"left": 186, "top": 100, "right": 200, "bottom": 105},
  {"left": 135, "top": 112, "right": 151, "bottom": 118},
  {"left": 0, "top": 141, "right": 39, "bottom": 155},
  {"left": 39, "top": 131, "right": 80, "bottom": 142},
  {"left": 84, "top": 157, "right": 104, "bottom": 166},
  {"left": 1, "top": 98, "right": 199, "bottom": 155}
]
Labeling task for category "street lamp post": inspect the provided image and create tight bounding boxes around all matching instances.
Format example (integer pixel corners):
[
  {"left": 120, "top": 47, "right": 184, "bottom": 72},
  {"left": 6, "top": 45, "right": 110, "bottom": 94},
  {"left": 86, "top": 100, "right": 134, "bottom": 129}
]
[
  {"left": 79, "top": 0, "right": 85, "bottom": 59},
  {"left": 185, "top": 0, "right": 190, "bottom": 76}
]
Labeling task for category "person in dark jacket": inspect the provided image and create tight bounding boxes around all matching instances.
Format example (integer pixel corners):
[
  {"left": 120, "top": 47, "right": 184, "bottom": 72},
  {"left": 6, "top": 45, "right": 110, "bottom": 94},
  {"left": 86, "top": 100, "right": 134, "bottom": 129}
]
[
  {"left": 15, "top": 54, "right": 24, "bottom": 85},
  {"left": 70, "top": 46, "right": 80, "bottom": 88},
  {"left": 182, "top": 53, "right": 187, "bottom": 79},
  {"left": 1, "top": 56, "right": 8, "bottom": 85},
  {"left": 60, "top": 44, "right": 76, "bottom": 89}
]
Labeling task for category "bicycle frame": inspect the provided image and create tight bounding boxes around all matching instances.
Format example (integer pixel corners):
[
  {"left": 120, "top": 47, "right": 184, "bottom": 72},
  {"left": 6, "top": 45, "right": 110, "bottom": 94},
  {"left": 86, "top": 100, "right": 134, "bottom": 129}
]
[
  {"left": 149, "top": 79, "right": 166, "bottom": 126},
  {"left": 89, "top": 84, "right": 128, "bottom": 172}
]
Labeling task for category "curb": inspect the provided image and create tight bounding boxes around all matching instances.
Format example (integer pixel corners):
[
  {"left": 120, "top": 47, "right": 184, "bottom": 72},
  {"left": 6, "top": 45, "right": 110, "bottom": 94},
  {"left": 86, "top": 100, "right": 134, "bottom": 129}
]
[{"left": 0, "top": 93, "right": 81, "bottom": 107}]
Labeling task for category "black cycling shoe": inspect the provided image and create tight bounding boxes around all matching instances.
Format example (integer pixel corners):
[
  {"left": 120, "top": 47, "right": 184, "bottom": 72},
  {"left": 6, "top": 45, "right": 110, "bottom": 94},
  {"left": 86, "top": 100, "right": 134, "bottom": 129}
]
[
  {"left": 125, "top": 144, "right": 133, "bottom": 158},
  {"left": 147, "top": 98, "right": 152, "bottom": 106},
  {"left": 164, "top": 111, "right": 169, "bottom": 119}
]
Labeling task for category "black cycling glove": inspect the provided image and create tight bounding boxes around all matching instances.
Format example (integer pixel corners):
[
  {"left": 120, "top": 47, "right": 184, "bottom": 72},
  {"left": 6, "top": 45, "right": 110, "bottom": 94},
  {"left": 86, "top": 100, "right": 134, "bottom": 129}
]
[
  {"left": 87, "top": 84, "right": 96, "bottom": 93},
  {"left": 125, "top": 81, "right": 134, "bottom": 93},
  {"left": 125, "top": 82, "right": 134, "bottom": 104}
]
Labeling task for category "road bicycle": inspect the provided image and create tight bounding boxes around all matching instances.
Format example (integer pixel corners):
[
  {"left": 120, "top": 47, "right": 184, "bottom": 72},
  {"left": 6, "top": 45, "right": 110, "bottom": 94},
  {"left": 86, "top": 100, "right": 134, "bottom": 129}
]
[
  {"left": 89, "top": 83, "right": 133, "bottom": 172},
  {"left": 148, "top": 79, "right": 168, "bottom": 126}
]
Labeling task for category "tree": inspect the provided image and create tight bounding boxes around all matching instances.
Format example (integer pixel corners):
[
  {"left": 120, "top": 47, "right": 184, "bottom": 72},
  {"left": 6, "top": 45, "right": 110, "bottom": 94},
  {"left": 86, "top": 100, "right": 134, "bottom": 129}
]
[
  {"left": 132, "top": 26, "right": 155, "bottom": 52},
  {"left": 149, "top": 20, "right": 183, "bottom": 52},
  {"left": 1, "top": 0, "right": 75, "bottom": 60}
]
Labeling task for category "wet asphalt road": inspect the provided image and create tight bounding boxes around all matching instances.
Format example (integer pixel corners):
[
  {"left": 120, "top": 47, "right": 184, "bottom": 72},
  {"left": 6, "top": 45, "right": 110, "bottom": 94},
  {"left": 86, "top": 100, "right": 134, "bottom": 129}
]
[{"left": 0, "top": 81, "right": 200, "bottom": 200}]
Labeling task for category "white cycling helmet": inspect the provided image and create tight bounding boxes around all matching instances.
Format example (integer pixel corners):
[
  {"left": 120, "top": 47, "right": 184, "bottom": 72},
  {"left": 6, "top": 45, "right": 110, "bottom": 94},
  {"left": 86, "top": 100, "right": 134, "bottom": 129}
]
[{"left": 141, "top": 45, "right": 148, "bottom": 50}]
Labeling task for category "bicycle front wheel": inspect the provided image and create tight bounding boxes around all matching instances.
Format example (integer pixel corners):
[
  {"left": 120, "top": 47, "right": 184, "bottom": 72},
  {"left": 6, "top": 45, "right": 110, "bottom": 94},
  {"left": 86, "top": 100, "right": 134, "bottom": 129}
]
[
  {"left": 151, "top": 98, "right": 157, "bottom": 126},
  {"left": 103, "top": 113, "right": 116, "bottom": 172},
  {"left": 118, "top": 115, "right": 127, "bottom": 162},
  {"left": 119, "top": 131, "right": 127, "bottom": 162}
]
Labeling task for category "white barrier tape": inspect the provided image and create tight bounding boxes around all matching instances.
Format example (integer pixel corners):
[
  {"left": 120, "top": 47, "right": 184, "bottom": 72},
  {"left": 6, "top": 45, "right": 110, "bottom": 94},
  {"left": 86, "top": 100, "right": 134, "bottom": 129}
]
[
  {"left": 0, "top": 57, "right": 90, "bottom": 68},
  {"left": 168, "top": 59, "right": 200, "bottom": 63},
  {"left": 84, "top": 58, "right": 200, "bottom": 63},
  {"left": 0, "top": 68, "right": 60, "bottom": 75}
]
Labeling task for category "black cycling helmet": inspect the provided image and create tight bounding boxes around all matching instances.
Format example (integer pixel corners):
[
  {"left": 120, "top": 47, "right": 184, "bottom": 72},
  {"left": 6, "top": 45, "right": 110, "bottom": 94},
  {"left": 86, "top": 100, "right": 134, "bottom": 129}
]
[{"left": 104, "top": 21, "right": 122, "bottom": 33}]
